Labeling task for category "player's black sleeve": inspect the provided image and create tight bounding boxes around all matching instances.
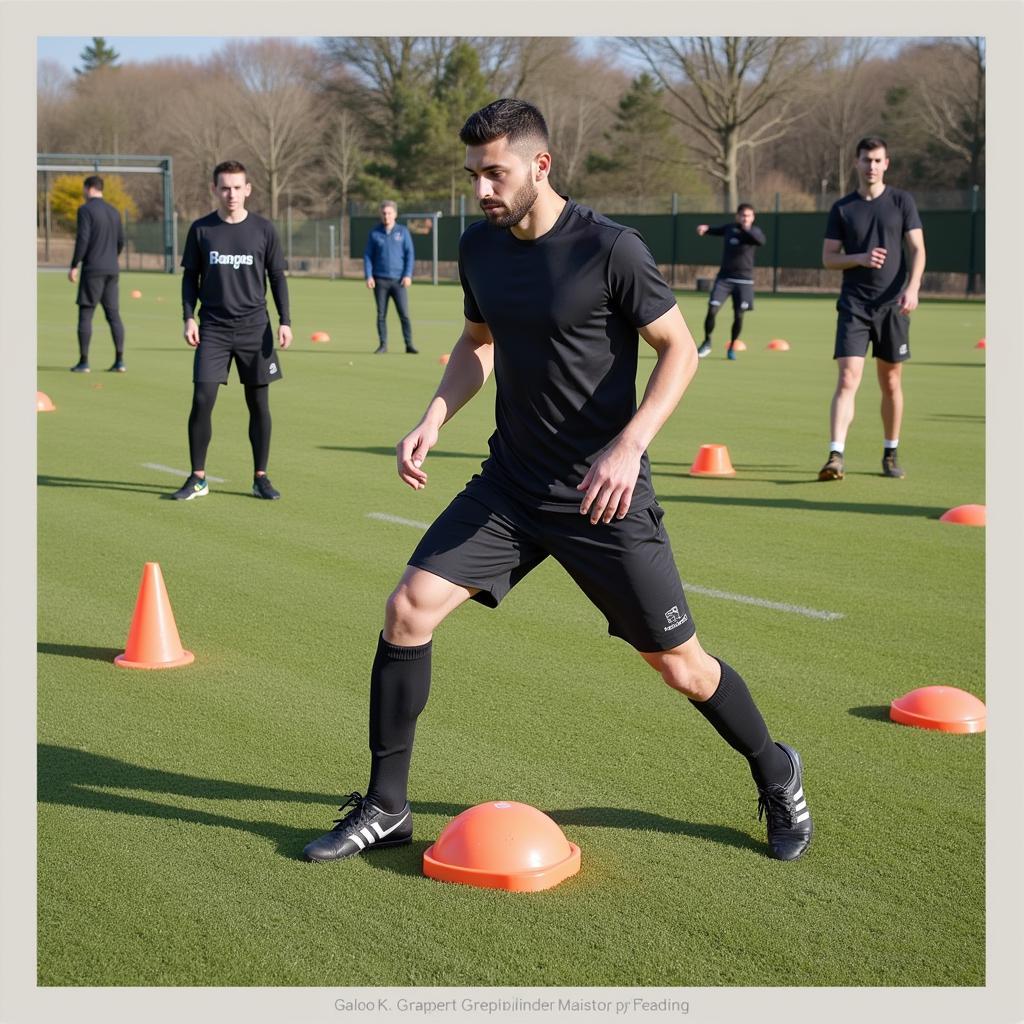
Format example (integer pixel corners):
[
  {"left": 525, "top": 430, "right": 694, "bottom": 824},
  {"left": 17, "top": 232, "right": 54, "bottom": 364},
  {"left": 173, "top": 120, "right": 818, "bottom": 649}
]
[
  {"left": 458, "top": 237, "right": 486, "bottom": 323},
  {"left": 706, "top": 224, "right": 727, "bottom": 237},
  {"left": 264, "top": 223, "right": 291, "bottom": 325},
  {"left": 900, "top": 192, "right": 924, "bottom": 234},
  {"left": 116, "top": 211, "right": 125, "bottom": 256},
  {"left": 824, "top": 203, "right": 845, "bottom": 242},
  {"left": 181, "top": 224, "right": 201, "bottom": 320},
  {"left": 743, "top": 226, "right": 766, "bottom": 246},
  {"left": 607, "top": 229, "right": 677, "bottom": 328},
  {"left": 70, "top": 205, "right": 90, "bottom": 269}
]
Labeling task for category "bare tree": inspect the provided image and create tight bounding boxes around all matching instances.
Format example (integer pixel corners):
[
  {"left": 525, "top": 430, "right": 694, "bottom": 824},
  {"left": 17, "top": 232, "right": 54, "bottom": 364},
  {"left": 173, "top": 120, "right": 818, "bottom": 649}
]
[
  {"left": 220, "top": 40, "right": 324, "bottom": 218},
  {"left": 622, "top": 36, "right": 819, "bottom": 210},
  {"left": 477, "top": 37, "right": 578, "bottom": 97}
]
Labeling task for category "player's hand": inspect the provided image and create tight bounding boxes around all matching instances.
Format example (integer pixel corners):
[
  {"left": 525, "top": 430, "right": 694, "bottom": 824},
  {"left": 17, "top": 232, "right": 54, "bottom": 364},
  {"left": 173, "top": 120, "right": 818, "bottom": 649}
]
[
  {"left": 366, "top": 277, "right": 375, "bottom": 289},
  {"left": 396, "top": 421, "right": 439, "bottom": 490},
  {"left": 696, "top": 225, "right": 709, "bottom": 236},
  {"left": 68, "top": 267, "right": 78, "bottom": 283},
  {"left": 278, "top": 325, "right": 293, "bottom": 349},
  {"left": 184, "top": 318, "right": 200, "bottom": 347},
  {"left": 401, "top": 276, "right": 412, "bottom": 288},
  {"left": 898, "top": 286, "right": 919, "bottom": 315},
  {"left": 577, "top": 438, "right": 643, "bottom": 524},
  {"left": 860, "top": 248, "right": 887, "bottom": 269}
]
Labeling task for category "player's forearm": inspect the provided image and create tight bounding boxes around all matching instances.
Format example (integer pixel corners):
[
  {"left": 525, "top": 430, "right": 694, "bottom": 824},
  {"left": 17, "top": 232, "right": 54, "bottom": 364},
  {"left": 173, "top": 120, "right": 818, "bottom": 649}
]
[
  {"left": 421, "top": 334, "right": 494, "bottom": 429},
  {"left": 823, "top": 251, "right": 862, "bottom": 271},
  {"left": 181, "top": 271, "right": 200, "bottom": 320},
  {"left": 905, "top": 243, "right": 926, "bottom": 290},
  {"left": 268, "top": 270, "right": 291, "bottom": 325}
]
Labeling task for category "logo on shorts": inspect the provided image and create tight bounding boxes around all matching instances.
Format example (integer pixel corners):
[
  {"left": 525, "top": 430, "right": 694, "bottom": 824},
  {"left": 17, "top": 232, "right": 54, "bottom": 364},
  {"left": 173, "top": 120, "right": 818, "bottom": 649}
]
[
  {"left": 269, "top": 362, "right": 278, "bottom": 374},
  {"left": 663, "top": 605, "right": 689, "bottom": 632},
  {"left": 899, "top": 344, "right": 908, "bottom": 354},
  {"left": 209, "top": 250, "right": 254, "bottom": 269}
]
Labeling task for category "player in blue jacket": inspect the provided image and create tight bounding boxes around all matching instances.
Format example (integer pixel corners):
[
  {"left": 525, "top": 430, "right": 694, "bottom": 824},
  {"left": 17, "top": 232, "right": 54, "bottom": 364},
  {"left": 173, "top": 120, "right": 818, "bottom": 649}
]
[{"left": 363, "top": 201, "right": 417, "bottom": 354}]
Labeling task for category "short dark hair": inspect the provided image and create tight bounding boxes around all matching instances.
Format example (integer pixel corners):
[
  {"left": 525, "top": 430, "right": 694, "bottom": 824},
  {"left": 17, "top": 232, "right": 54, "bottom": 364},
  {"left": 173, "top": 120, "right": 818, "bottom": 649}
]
[
  {"left": 83, "top": 175, "right": 103, "bottom": 192},
  {"left": 737, "top": 203, "right": 754, "bottom": 215},
  {"left": 212, "top": 160, "right": 248, "bottom": 184},
  {"left": 856, "top": 136, "right": 888, "bottom": 157},
  {"left": 459, "top": 99, "right": 549, "bottom": 151}
]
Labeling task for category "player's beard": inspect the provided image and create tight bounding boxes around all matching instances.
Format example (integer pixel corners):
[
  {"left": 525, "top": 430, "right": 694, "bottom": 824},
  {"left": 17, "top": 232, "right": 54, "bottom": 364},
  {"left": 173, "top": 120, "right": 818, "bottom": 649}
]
[{"left": 481, "top": 179, "right": 538, "bottom": 229}]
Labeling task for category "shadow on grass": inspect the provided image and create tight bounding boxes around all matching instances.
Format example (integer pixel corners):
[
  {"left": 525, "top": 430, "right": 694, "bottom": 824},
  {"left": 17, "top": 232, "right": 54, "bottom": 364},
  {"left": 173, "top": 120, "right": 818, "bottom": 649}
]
[
  {"left": 848, "top": 705, "right": 893, "bottom": 723},
  {"left": 318, "top": 445, "right": 487, "bottom": 460},
  {"left": 658, "top": 492, "right": 946, "bottom": 519},
  {"left": 911, "top": 361, "right": 984, "bottom": 369},
  {"left": 37, "top": 475, "right": 169, "bottom": 496},
  {"left": 39, "top": 745, "right": 761, "bottom": 865},
  {"left": 37, "top": 642, "right": 122, "bottom": 663}
]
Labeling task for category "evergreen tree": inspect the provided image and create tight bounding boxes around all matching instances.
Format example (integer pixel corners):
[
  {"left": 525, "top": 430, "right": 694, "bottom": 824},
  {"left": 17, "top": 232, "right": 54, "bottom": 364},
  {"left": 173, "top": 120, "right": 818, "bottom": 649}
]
[{"left": 75, "top": 37, "right": 121, "bottom": 76}]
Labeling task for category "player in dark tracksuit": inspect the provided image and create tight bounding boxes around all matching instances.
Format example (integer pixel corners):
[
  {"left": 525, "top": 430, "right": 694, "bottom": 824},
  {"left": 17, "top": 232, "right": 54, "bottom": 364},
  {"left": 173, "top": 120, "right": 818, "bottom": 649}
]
[
  {"left": 171, "top": 160, "right": 292, "bottom": 502},
  {"left": 695, "top": 204, "right": 765, "bottom": 360},
  {"left": 68, "top": 175, "right": 126, "bottom": 373}
]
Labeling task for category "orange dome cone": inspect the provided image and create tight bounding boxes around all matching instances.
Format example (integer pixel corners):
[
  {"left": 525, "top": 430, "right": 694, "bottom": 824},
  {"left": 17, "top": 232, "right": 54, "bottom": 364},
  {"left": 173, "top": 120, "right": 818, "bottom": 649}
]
[
  {"left": 689, "top": 443, "right": 736, "bottom": 477},
  {"left": 423, "top": 801, "right": 580, "bottom": 892},
  {"left": 36, "top": 391, "right": 56, "bottom": 412},
  {"left": 131, "top": 289, "right": 142, "bottom": 299},
  {"left": 975, "top": 338, "right": 985, "bottom": 349},
  {"left": 731, "top": 339, "right": 747, "bottom": 351},
  {"left": 939, "top": 504, "right": 986, "bottom": 526},
  {"left": 311, "top": 331, "right": 330, "bottom": 343},
  {"left": 114, "top": 562, "right": 194, "bottom": 669},
  {"left": 890, "top": 685, "right": 986, "bottom": 733},
  {"left": 767, "top": 338, "right": 790, "bottom": 351}
]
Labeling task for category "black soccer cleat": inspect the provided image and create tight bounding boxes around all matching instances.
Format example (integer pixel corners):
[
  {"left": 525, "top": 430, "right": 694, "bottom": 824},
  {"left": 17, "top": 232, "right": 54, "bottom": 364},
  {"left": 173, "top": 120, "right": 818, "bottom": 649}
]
[
  {"left": 171, "top": 473, "right": 208, "bottom": 501},
  {"left": 817, "top": 450, "right": 844, "bottom": 481},
  {"left": 69, "top": 361, "right": 90, "bottom": 373},
  {"left": 405, "top": 345, "right": 419, "bottom": 354},
  {"left": 756, "top": 742, "right": 812, "bottom": 861},
  {"left": 108, "top": 359, "right": 126, "bottom": 373},
  {"left": 696, "top": 341, "right": 712, "bottom": 359},
  {"left": 252, "top": 474, "right": 280, "bottom": 500},
  {"left": 373, "top": 344, "right": 387, "bottom": 354},
  {"left": 303, "top": 792, "right": 413, "bottom": 863},
  {"left": 881, "top": 450, "right": 905, "bottom": 478}
]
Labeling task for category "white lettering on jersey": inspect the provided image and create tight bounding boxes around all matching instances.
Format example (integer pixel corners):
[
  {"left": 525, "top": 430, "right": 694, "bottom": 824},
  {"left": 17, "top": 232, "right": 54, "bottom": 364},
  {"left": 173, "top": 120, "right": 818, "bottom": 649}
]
[{"left": 209, "top": 250, "right": 255, "bottom": 269}]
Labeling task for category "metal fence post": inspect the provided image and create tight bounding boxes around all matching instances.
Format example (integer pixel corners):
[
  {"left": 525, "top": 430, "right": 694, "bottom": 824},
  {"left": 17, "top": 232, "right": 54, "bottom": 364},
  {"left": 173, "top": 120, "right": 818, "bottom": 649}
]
[
  {"left": 432, "top": 212, "right": 440, "bottom": 286},
  {"left": 329, "top": 224, "right": 336, "bottom": 280},
  {"left": 670, "top": 192, "right": 678, "bottom": 287},
  {"left": 966, "top": 184, "right": 979, "bottom": 295},
  {"left": 772, "top": 192, "right": 781, "bottom": 294}
]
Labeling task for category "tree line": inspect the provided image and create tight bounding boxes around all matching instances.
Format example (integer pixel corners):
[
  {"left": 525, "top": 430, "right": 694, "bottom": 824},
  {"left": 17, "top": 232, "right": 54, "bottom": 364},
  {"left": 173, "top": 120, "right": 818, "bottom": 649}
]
[{"left": 37, "top": 36, "right": 984, "bottom": 225}]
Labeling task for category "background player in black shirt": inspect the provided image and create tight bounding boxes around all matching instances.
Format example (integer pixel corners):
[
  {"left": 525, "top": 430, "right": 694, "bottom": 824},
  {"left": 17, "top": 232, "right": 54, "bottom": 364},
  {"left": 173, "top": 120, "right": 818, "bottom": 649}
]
[
  {"left": 68, "top": 175, "right": 126, "bottom": 373},
  {"left": 303, "top": 99, "right": 812, "bottom": 866},
  {"left": 695, "top": 204, "right": 765, "bottom": 360},
  {"left": 819, "top": 137, "right": 925, "bottom": 481},
  {"left": 172, "top": 161, "right": 292, "bottom": 501}
]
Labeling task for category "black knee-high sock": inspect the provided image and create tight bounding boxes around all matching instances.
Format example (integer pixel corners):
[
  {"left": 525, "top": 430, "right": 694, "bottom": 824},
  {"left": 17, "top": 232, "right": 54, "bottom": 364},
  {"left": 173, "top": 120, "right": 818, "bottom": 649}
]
[
  {"left": 366, "top": 633, "right": 432, "bottom": 812},
  {"left": 77, "top": 306, "right": 95, "bottom": 361},
  {"left": 105, "top": 308, "right": 125, "bottom": 356},
  {"left": 244, "top": 384, "right": 272, "bottom": 473},
  {"left": 730, "top": 311, "right": 744, "bottom": 343},
  {"left": 689, "top": 658, "right": 791, "bottom": 787},
  {"left": 703, "top": 304, "right": 719, "bottom": 342},
  {"left": 187, "top": 381, "right": 220, "bottom": 472}
]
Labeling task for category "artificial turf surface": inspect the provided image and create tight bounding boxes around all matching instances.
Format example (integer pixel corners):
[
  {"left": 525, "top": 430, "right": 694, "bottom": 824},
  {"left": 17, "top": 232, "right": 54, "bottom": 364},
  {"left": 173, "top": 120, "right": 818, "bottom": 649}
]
[{"left": 36, "top": 271, "right": 985, "bottom": 987}]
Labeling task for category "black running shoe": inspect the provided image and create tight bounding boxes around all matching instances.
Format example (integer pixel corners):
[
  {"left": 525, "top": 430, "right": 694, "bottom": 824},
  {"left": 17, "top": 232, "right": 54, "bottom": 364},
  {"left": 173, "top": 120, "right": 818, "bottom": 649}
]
[
  {"left": 252, "top": 475, "right": 280, "bottom": 499},
  {"left": 881, "top": 450, "right": 905, "bottom": 478},
  {"left": 108, "top": 359, "right": 126, "bottom": 372},
  {"left": 373, "top": 344, "right": 387, "bottom": 354},
  {"left": 303, "top": 792, "right": 413, "bottom": 862},
  {"left": 405, "top": 345, "right": 419, "bottom": 354},
  {"left": 817, "top": 450, "right": 844, "bottom": 481},
  {"left": 171, "top": 473, "right": 208, "bottom": 500},
  {"left": 696, "top": 341, "right": 712, "bottom": 358},
  {"left": 756, "top": 742, "right": 812, "bottom": 861},
  {"left": 70, "top": 361, "right": 90, "bottom": 373}
]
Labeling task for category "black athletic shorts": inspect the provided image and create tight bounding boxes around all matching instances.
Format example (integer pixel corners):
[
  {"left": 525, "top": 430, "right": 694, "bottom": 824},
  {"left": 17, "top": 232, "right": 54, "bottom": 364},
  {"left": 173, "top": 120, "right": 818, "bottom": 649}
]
[
  {"left": 77, "top": 272, "right": 119, "bottom": 310},
  {"left": 408, "top": 476, "right": 696, "bottom": 653},
  {"left": 709, "top": 277, "right": 754, "bottom": 313},
  {"left": 193, "top": 320, "right": 283, "bottom": 386},
  {"left": 834, "top": 302, "right": 911, "bottom": 362}
]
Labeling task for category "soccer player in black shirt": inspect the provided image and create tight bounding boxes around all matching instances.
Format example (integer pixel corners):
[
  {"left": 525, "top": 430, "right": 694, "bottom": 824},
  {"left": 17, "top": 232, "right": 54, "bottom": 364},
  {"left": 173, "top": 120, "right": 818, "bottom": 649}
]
[
  {"left": 68, "top": 175, "right": 126, "bottom": 373},
  {"left": 818, "top": 137, "right": 925, "bottom": 481},
  {"left": 695, "top": 204, "right": 765, "bottom": 360},
  {"left": 172, "top": 161, "right": 292, "bottom": 501},
  {"left": 303, "top": 100, "right": 812, "bottom": 865}
]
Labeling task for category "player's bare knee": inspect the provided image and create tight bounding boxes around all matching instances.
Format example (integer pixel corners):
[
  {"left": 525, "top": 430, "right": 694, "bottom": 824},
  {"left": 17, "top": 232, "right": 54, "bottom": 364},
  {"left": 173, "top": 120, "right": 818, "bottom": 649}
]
[{"left": 642, "top": 646, "right": 718, "bottom": 701}]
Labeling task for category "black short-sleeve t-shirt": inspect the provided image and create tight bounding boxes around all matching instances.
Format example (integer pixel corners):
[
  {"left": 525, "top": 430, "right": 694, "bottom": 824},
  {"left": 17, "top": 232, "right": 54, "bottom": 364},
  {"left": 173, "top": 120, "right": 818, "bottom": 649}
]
[
  {"left": 458, "top": 198, "right": 677, "bottom": 511},
  {"left": 181, "top": 211, "right": 287, "bottom": 326},
  {"left": 825, "top": 187, "right": 923, "bottom": 310}
]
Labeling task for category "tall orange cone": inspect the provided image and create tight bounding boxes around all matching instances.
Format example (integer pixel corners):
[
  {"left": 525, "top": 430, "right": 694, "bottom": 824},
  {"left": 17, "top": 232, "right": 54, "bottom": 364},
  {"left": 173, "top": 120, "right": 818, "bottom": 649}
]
[
  {"left": 36, "top": 391, "right": 56, "bottom": 412},
  {"left": 689, "top": 443, "right": 736, "bottom": 477},
  {"left": 114, "top": 562, "right": 194, "bottom": 669}
]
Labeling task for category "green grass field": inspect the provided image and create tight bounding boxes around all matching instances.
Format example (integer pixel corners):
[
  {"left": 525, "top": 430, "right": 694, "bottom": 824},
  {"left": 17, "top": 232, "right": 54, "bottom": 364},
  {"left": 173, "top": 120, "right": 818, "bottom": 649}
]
[{"left": 36, "top": 271, "right": 985, "bottom": 987}]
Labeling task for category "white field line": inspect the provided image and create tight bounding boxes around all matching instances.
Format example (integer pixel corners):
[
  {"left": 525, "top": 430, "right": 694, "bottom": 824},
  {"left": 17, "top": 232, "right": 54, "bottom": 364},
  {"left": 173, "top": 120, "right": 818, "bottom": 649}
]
[
  {"left": 366, "top": 512, "right": 844, "bottom": 621},
  {"left": 143, "top": 463, "right": 225, "bottom": 483}
]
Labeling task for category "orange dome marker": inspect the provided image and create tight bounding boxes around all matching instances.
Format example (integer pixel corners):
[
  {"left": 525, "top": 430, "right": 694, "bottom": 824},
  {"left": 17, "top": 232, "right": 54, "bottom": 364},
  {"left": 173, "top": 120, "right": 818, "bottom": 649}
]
[
  {"left": 311, "top": 331, "right": 330, "bottom": 343},
  {"left": 939, "top": 504, "right": 985, "bottom": 526},
  {"left": 731, "top": 339, "right": 747, "bottom": 351},
  {"left": 36, "top": 391, "right": 56, "bottom": 412},
  {"left": 767, "top": 338, "right": 790, "bottom": 351},
  {"left": 131, "top": 289, "right": 142, "bottom": 299},
  {"left": 114, "top": 562, "right": 194, "bottom": 669},
  {"left": 890, "top": 685, "right": 986, "bottom": 734},
  {"left": 423, "top": 801, "right": 580, "bottom": 892},
  {"left": 975, "top": 338, "right": 985, "bottom": 349},
  {"left": 439, "top": 353, "right": 450, "bottom": 365},
  {"left": 689, "top": 443, "right": 736, "bottom": 477}
]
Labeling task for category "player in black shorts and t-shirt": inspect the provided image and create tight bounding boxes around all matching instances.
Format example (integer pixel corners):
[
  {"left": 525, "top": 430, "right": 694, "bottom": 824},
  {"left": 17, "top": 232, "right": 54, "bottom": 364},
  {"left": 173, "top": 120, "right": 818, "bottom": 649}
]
[
  {"left": 303, "top": 100, "right": 813, "bottom": 866},
  {"left": 818, "top": 137, "right": 925, "bottom": 481},
  {"left": 695, "top": 204, "right": 765, "bottom": 360},
  {"left": 172, "top": 160, "right": 292, "bottom": 501}
]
